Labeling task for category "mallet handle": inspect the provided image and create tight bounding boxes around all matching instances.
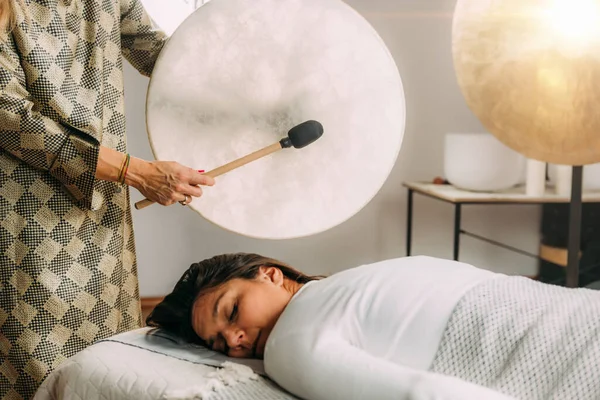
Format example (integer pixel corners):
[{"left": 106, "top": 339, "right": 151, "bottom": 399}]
[
  {"left": 134, "top": 141, "right": 283, "bottom": 210},
  {"left": 206, "top": 142, "right": 282, "bottom": 177}
]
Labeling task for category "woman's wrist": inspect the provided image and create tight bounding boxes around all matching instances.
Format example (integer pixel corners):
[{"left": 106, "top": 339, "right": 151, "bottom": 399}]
[
  {"left": 116, "top": 153, "right": 130, "bottom": 184},
  {"left": 96, "top": 146, "right": 125, "bottom": 182},
  {"left": 124, "top": 156, "right": 149, "bottom": 189},
  {"left": 96, "top": 146, "right": 148, "bottom": 189}
]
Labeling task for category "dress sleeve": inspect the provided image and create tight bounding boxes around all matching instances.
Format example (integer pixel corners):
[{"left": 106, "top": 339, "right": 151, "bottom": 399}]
[
  {"left": 119, "top": 0, "right": 167, "bottom": 77},
  {"left": 265, "top": 333, "right": 516, "bottom": 400},
  {"left": 0, "top": 36, "right": 99, "bottom": 209}
]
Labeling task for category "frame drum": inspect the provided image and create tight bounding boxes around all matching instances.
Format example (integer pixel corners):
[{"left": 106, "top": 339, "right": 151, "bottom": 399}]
[{"left": 146, "top": 0, "right": 406, "bottom": 239}]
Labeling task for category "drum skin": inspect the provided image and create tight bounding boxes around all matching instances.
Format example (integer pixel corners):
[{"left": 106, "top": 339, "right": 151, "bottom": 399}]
[{"left": 146, "top": 0, "right": 406, "bottom": 239}]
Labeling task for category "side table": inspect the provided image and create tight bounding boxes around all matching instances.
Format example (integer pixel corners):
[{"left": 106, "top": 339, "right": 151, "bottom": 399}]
[{"left": 404, "top": 182, "right": 600, "bottom": 283}]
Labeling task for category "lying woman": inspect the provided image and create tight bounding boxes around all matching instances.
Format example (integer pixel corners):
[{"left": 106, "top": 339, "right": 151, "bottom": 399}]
[{"left": 146, "top": 253, "right": 600, "bottom": 400}]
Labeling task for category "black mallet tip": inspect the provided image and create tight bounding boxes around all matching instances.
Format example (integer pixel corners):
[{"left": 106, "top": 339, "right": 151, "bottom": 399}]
[{"left": 280, "top": 120, "right": 324, "bottom": 149}]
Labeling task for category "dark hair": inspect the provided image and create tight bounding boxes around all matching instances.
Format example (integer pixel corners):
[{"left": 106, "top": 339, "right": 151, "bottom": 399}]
[{"left": 145, "top": 253, "right": 322, "bottom": 344}]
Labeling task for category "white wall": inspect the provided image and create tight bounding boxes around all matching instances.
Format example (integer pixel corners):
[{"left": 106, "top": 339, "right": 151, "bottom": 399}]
[{"left": 123, "top": 0, "right": 541, "bottom": 297}]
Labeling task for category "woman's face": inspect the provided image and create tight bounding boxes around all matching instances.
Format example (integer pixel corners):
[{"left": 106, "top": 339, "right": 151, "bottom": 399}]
[{"left": 191, "top": 266, "right": 297, "bottom": 359}]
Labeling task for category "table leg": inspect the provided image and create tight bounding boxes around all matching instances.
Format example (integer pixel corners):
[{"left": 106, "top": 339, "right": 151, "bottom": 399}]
[
  {"left": 454, "top": 204, "right": 462, "bottom": 261},
  {"left": 566, "top": 166, "right": 583, "bottom": 288},
  {"left": 406, "top": 189, "right": 413, "bottom": 257}
]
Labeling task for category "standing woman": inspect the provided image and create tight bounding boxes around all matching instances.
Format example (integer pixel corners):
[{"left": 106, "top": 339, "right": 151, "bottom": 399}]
[{"left": 0, "top": 0, "right": 214, "bottom": 398}]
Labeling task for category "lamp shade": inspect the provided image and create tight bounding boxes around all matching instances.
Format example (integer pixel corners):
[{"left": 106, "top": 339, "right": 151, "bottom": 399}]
[{"left": 452, "top": 0, "right": 600, "bottom": 166}]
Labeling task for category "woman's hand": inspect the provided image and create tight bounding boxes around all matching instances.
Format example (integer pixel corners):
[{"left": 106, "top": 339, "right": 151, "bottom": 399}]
[
  {"left": 125, "top": 158, "right": 215, "bottom": 206},
  {"left": 96, "top": 146, "right": 214, "bottom": 206}
]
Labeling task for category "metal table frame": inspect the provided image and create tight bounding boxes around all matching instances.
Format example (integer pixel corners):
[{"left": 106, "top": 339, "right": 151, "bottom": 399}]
[{"left": 404, "top": 181, "right": 600, "bottom": 286}]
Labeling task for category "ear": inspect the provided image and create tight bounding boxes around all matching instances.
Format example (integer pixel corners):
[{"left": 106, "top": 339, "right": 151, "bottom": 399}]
[{"left": 258, "top": 266, "right": 284, "bottom": 286}]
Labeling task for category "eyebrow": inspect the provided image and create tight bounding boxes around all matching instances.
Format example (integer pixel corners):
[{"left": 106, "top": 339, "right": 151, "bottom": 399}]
[{"left": 213, "top": 292, "right": 226, "bottom": 320}]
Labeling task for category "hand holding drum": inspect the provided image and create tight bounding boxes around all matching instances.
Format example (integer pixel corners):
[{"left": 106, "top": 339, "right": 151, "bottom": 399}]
[
  {"left": 125, "top": 160, "right": 215, "bottom": 207},
  {"left": 134, "top": 120, "right": 324, "bottom": 210}
]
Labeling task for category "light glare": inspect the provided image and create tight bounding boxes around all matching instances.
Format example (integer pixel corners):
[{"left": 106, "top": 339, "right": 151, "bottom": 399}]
[{"left": 544, "top": 0, "right": 600, "bottom": 41}]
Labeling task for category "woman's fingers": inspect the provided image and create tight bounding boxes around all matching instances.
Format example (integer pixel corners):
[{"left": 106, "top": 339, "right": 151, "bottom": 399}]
[
  {"left": 129, "top": 160, "right": 215, "bottom": 207},
  {"left": 185, "top": 184, "right": 203, "bottom": 198},
  {"left": 188, "top": 170, "right": 215, "bottom": 186},
  {"left": 178, "top": 193, "right": 193, "bottom": 206},
  {"left": 166, "top": 168, "right": 211, "bottom": 206}
]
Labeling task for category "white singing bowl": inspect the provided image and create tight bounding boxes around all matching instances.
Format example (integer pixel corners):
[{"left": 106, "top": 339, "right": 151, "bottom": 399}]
[{"left": 444, "top": 132, "right": 526, "bottom": 192}]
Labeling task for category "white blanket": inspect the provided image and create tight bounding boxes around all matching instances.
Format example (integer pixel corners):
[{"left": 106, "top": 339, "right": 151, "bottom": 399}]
[
  {"left": 430, "top": 276, "right": 600, "bottom": 400},
  {"left": 34, "top": 328, "right": 298, "bottom": 400}
]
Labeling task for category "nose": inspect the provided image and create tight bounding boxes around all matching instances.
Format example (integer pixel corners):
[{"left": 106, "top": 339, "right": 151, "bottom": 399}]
[{"left": 223, "top": 327, "right": 245, "bottom": 350}]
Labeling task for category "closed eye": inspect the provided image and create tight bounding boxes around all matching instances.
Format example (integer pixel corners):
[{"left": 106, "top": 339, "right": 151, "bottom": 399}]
[{"left": 229, "top": 304, "right": 238, "bottom": 322}]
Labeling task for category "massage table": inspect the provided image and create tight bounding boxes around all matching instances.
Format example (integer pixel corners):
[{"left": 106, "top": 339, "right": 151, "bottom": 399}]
[{"left": 33, "top": 328, "right": 299, "bottom": 400}]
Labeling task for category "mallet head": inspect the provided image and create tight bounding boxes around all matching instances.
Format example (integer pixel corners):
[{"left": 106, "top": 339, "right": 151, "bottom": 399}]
[{"left": 280, "top": 120, "right": 324, "bottom": 149}]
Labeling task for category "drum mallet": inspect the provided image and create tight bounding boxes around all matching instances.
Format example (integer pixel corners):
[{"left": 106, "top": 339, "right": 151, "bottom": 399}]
[{"left": 134, "top": 120, "right": 324, "bottom": 210}]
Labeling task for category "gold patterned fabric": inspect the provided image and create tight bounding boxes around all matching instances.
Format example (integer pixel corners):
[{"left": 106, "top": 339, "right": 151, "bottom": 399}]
[{"left": 0, "top": 0, "right": 166, "bottom": 398}]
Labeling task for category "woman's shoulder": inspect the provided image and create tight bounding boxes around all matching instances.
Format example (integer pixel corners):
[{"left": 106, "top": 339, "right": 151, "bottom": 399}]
[
  {"left": 346, "top": 255, "right": 487, "bottom": 271},
  {"left": 269, "top": 255, "right": 499, "bottom": 337},
  {"left": 321, "top": 255, "right": 494, "bottom": 285},
  {"left": 269, "top": 257, "right": 449, "bottom": 326},
  {"left": 279, "top": 255, "right": 499, "bottom": 330}
]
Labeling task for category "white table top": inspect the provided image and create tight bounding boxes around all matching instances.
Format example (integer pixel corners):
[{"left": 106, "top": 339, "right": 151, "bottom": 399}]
[{"left": 403, "top": 182, "right": 600, "bottom": 204}]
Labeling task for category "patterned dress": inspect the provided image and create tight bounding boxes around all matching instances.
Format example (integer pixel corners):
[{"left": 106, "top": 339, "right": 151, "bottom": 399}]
[{"left": 0, "top": 0, "right": 166, "bottom": 398}]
